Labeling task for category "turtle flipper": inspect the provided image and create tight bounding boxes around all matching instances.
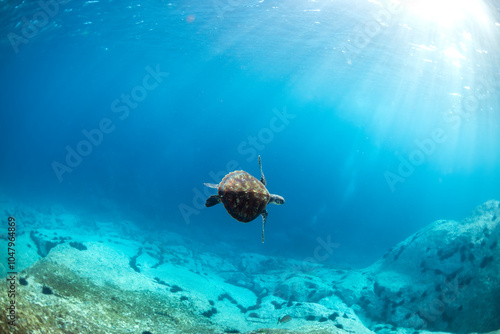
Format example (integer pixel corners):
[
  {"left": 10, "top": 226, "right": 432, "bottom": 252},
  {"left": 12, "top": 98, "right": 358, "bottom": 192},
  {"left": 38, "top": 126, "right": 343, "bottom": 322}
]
[
  {"left": 258, "top": 155, "right": 266, "bottom": 186},
  {"left": 261, "top": 209, "right": 268, "bottom": 243},
  {"left": 205, "top": 195, "right": 221, "bottom": 207}
]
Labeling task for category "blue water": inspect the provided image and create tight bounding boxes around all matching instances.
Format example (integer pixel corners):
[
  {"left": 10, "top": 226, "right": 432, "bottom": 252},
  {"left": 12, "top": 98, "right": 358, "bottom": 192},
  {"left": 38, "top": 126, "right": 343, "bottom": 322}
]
[{"left": 1, "top": 0, "right": 499, "bottom": 267}]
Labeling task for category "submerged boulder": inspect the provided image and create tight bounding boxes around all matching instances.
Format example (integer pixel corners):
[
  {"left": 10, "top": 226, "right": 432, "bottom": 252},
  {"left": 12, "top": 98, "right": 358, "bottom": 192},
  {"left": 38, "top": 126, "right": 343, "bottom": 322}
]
[{"left": 359, "top": 200, "right": 500, "bottom": 332}]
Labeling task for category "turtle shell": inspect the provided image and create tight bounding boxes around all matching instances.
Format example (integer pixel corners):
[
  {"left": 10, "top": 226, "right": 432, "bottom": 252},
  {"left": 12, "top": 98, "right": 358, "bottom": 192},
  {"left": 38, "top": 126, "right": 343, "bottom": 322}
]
[{"left": 218, "top": 170, "right": 270, "bottom": 223}]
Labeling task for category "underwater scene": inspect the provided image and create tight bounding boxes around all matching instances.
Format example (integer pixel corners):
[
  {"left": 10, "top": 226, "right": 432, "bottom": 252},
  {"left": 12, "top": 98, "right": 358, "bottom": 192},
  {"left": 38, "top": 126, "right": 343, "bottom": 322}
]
[{"left": 1, "top": 0, "right": 500, "bottom": 333}]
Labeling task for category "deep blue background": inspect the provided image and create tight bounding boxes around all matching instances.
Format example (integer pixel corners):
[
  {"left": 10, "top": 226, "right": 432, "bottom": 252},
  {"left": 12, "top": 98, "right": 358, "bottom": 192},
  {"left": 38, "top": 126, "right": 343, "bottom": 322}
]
[{"left": 1, "top": 0, "right": 499, "bottom": 266}]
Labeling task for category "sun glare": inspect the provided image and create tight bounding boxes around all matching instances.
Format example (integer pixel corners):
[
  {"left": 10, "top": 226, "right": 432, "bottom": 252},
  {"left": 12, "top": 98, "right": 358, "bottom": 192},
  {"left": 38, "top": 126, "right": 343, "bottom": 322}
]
[{"left": 406, "top": 0, "right": 489, "bottom": 27}]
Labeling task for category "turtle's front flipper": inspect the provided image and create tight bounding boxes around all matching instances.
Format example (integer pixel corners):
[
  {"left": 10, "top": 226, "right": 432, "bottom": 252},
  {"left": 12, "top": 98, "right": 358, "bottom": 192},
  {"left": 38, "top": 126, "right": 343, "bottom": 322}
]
[
  {"left": 205, "top": 195, "right": 221, "bottom": 207},
  {"left": 258, "top": 155, "right": 266, "bottom": 186},
  {"left": 261, "top": 209, "right": 268, "bottom": 243}
]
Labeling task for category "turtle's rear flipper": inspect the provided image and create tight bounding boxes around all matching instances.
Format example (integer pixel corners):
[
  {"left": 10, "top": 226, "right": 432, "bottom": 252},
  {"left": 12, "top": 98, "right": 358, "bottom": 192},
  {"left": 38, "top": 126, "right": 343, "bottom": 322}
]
[
  {"left": 205, "top": 195, "right": 221, "bottom": 207},
  {"left": 261, "top": 210, "right": 268, "bottom": 243}
]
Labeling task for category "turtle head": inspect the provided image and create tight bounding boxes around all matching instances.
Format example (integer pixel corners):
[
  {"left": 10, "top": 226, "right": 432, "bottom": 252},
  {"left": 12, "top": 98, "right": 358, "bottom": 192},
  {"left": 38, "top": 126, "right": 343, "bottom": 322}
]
[{"left": 269, "top": 194, "right": 285, "bottom": 205}]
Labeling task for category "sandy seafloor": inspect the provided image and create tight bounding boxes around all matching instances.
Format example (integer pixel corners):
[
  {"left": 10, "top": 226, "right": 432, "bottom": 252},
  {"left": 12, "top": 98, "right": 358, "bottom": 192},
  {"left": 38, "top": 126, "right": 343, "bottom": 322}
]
[{"left": 1, "top": 194, "right": 500, "bottom": 334}]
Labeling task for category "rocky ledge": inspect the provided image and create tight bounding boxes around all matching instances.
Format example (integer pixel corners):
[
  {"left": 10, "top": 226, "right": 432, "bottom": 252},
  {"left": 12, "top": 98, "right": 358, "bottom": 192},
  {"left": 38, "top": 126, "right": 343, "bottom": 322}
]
[{"left": 0, "top": 200, "right": 499, "bottom": 334}]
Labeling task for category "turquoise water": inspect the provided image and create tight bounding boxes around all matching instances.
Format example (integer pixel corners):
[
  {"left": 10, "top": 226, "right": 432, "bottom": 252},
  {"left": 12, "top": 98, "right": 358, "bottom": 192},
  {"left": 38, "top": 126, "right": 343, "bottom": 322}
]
[
  {"left": 0, "top": 0, "right": 500, "bottom": 334},
  {"left": 0, "top": 3, "right": 500, "bottom": 332}
]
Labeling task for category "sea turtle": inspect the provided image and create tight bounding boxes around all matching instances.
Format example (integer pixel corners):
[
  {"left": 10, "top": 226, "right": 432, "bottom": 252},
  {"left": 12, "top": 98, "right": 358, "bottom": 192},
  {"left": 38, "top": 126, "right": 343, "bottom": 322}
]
[{"left": 204, "top": 156, "right": 285, "bottom": 243}]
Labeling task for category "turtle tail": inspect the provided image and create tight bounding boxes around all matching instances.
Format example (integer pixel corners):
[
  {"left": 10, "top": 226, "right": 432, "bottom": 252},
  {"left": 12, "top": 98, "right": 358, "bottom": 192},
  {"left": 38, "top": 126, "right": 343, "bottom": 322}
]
[{"left": 205, "top": 195, "right": 221, "bottom": 207}]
